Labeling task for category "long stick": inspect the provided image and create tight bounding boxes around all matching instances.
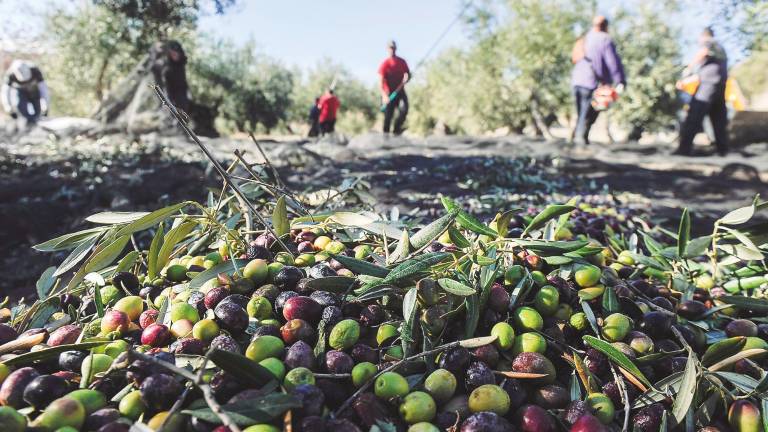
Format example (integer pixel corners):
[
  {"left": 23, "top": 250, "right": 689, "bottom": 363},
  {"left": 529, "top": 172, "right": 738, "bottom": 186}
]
[
  {"left": 152, "top": 85, "right": 290, "bottom": 253},
  {"left": 248, "top": 132, "right": 285, "bottom": 189}
]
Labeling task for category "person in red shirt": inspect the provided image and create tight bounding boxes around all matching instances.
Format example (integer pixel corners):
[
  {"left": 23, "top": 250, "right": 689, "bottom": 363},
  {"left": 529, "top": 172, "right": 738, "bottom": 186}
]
[
  {"left": 317, "top": 88, "right": 340, "bottom": 135},
  {"left": 378, "top": 40, "right": 410, "bottom": 135}
]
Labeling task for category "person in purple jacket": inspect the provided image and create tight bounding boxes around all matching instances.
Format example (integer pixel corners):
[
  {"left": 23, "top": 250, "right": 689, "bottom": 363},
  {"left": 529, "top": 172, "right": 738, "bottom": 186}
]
[{"left": 571, "top": 16, "right": 626, "bottom": 145}]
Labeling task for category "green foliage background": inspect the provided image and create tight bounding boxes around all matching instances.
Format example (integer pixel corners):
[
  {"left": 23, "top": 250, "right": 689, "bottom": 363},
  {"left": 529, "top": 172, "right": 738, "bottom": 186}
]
[{"left": 35, "top": 0, "right": 767, "bottom": 137}]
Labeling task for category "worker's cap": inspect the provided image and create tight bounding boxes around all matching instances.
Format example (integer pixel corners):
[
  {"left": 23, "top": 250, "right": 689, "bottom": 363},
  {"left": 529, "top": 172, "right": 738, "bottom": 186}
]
[
  {"left": 387, "top": 40, "right": 397, "bottom": 49},
  {"left": 10, "top": 60, "right": 32, "bottom": 82}
]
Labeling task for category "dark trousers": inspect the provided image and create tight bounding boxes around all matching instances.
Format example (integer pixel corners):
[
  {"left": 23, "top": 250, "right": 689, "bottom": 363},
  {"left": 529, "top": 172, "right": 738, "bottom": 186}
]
[
  {"left": 678, "top": 86, "right": 729, "bottom": 155},
  {"left": 320, "top": 119, "right": 335, "bottom": 135},
  {"left": 573, "top": 86, "right": 599, "bottom": 143},
  {"left": 383, "top": 91, "right": 408, "bottom": 134},
  {"left": 16, "top": 89, "right": 42, "bottom": 124}
]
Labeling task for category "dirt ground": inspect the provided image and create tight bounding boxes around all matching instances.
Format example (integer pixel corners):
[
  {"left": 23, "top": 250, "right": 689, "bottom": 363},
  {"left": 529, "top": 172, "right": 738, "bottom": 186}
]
[{"left": 1, "top": 121, "right": 766, "bottom": 298}]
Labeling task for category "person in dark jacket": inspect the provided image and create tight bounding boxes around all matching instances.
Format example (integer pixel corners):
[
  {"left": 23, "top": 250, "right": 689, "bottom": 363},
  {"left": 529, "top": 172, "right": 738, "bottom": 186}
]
[
  {"left": 152, "top": 40, "right": 189, "bottom": 112},
  {"left": 570, "top": 16, "right": 626, "bottom": 145},
  {"left": 674, "top": 27, "right": 729, "bottom": 156},
  {"left": 2, "top": 60, "right": 50, "bottom": 125},
  {"left": 308, "top": 97, "right": 320, "bottom": 137}
]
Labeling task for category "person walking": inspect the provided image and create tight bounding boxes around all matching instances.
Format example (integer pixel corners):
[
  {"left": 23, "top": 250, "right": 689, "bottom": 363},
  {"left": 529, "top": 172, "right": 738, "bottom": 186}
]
[
  {"left": 570, "top": 16, "right": 626, "bottom": 145},
  {"left": 317, "top": 89, "right": 340, "bottom": 135},
  {"left": 378, "top": 40, "right": 410, "bottom": 135},
  {"left": 674, "top": 27, "right": 729, "bottom": 156},
  {"left": 1, "top": 60, "right": 50, "bottom": 126}
]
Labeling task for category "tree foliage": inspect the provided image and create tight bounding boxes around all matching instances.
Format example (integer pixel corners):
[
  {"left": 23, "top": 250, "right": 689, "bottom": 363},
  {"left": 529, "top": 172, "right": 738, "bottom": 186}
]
[
  {"left": 410, "top": 0, "right": 592, "bottom": 135},
  {"left": 187, "top": 38, "right": 294, "bottom": 133},
  {"left": 610, "top": 5, "right": 682, "bottom": 135},
  {"left": 410, "top": 0, "right": 684, "bottom": 137}
]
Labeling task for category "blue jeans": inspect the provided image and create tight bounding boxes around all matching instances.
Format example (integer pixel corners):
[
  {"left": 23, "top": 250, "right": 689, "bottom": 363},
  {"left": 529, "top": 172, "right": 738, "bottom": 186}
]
[
  {"left": 16, "top": 89, "right": 42, "bottom": 124},
  {"left": 573, "top": 86, "right": 598, "bottom": 143}
]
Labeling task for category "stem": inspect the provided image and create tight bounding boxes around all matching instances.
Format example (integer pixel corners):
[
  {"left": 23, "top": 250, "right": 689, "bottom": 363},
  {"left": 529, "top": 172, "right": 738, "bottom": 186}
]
[
  {"left": 710, "top": 222, "right": 720, "bottom": 280},
  {"left": 248, "top": 132, "right": 285, "bottom": 189},
  {"left": 610, "top": 363, "right": 631, "bottom": 432},
  {"left": 153, "top": 86, "right": 290, "bottom": 255}
]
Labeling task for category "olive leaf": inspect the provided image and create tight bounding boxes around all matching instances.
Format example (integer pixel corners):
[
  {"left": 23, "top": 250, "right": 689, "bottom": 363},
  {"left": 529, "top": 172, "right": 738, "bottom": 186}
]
[
  {"left": 388, "top": 229, "right": 412, "bottom": 264},
  {"left": 464, "top": 294, "right": 480, "bottom": 339},
  {"left": 32, "top": 227, "right": 105, "bottom": 252},
  {"left": 305, "top": 276, "right": 356, "bottom": 293},
  {"left": 272, "top": 196, "right": 289, "bottom": 237},
  {"left": 208, "top": 349, "right": 277, "bottom": 388},
  {"left": 409, "top": 209, "right": 459, "bottom": 251},
  {"left": 36, "top": 267, "right": 57, "bottom": 300},
  {"left": 189, "top": 260, "right": 248, "bottom": 289},
  {"left": 458, "top": 335, "right": 497, "bottom": 348},
  {"left": 513, "top": 239, "right": 589, "bottom": 253},
  {"left": 114, "top": 202, "right": 188, "bottom": 238},
  {"left": 583, "top": 335, "right": 651, "bottom": 387},
  {"left": 718, "top": 296, "right": 768, "bottom": 312},
  {"left": 677, "top": 208, "right": 690, "bottom": 258},
  {"left": 684, "top": 236, "right": 712, "bottom": 258},
  {"left": 441, "top": 196, "right": 497, "bottom": 237},
  {"left": 401, "top": 288, "right": 419, "bottom": 357},
  {"left": 115, "top": 251, "right": 139, "bottom": 274},
  {"left": 330, "top": 254, "right": 389, "bottom": 278},
  {"left": 437, "top": 278, "right": 476, "bottom": 296},
  {"left": 381, "top": 252, "right": 450, "bottom": 286},
  {"left": 522, "top": 204, "right": 576, "bottom": 236},
  {"left": 86, "top": 211, "right": 150, "bottom": 224},
  {"left": 84, "top": 235, "right": 131, "bottom": 274},
  {"left": 182, "top": 393, "right": 300, "bottom": 426},
  {"left": 156, "top": 221, "right": 197, "bottom": 272},
  {"left": 2, "top": 341, "right": 110, "bottom": 367},
  {"left": 570, "top": 371, "right": 582, "bottom": 401},
  {"left": 718, "top": 244, "right": 765, "bottom": 261},
  {"left": 719, "top": 203, "right": 755, "bottom": 225},
  {"left": 448, "top": 225, "right": 471, "bottom": 248},
  {"left": 580, "top": 302, "right": 600, "bottom": 335},
  {"left": 147, "top": 223, "right": 165, "bottom": 279},
  {"left": 671, "top": 349, "right": 697, "bottom": 423},
  {"left": 601, "top": 286, "right": 620, "bottom": 314},
  {"left": 53, "top": 235, "right": 99, "bottom": 277}
]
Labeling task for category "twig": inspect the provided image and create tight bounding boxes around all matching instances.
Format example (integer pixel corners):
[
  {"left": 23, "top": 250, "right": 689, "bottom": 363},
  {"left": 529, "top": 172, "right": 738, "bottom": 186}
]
[
  {"left": 153, "top": 85, "right": 289, "bottom": 255},
  {"left": 160, "top": 385, "right": 193, "bottom": 430},
  {"left": 232, "top": 150, "right": 311, "bottom": 217},
  {"left": 609, "top": 363, "right": 631, "bottom": 432},
  {"left": 128, "top": 350, "right": 242, "bottom": 432},
  {"left": 130, "top": 235, "right": 148, "bottom": 268},
  {"left": 248, "top": 132, "right": 285, "bottom": 188},
  {"left": 313, "top": 373, "right": 351, "bottom": 379}
]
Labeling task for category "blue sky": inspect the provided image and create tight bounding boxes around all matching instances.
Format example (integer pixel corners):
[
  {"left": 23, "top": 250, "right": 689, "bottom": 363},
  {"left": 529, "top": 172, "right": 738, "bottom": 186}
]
[
  {"left": 197, "top": 0, "right": 472, "bottom": 84},
  {"left": 0, "top": 0, "right": 748, "bottom": 84}
]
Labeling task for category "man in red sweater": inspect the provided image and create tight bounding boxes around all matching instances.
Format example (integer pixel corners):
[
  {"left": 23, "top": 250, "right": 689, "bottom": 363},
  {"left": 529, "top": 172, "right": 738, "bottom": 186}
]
[
  {"left": 317, "top": 88, "right": 340, "bottom": 135},
  {"left": 378, "top": 40, "right": 410, "bottom": 135}
]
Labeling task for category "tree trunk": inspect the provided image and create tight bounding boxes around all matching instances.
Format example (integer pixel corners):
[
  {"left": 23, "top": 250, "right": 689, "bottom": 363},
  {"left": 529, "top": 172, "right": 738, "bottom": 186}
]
[
  {"left": 530, "top": 94, "right": 552, "bottom": 139},
  {"left": 95, "top": 57, "right": 110, "bottom": 101}
]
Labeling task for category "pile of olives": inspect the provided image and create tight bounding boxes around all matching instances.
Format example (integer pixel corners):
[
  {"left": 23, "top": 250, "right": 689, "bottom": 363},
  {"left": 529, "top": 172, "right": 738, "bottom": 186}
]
[{"left": 0, "top": 198, "right": 766, "bottom": 432}]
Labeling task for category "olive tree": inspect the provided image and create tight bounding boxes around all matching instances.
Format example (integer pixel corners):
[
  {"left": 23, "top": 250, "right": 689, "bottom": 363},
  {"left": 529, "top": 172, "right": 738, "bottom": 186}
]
[{"left": 610, "top": 5, "right": 682, "bottom": 139}]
